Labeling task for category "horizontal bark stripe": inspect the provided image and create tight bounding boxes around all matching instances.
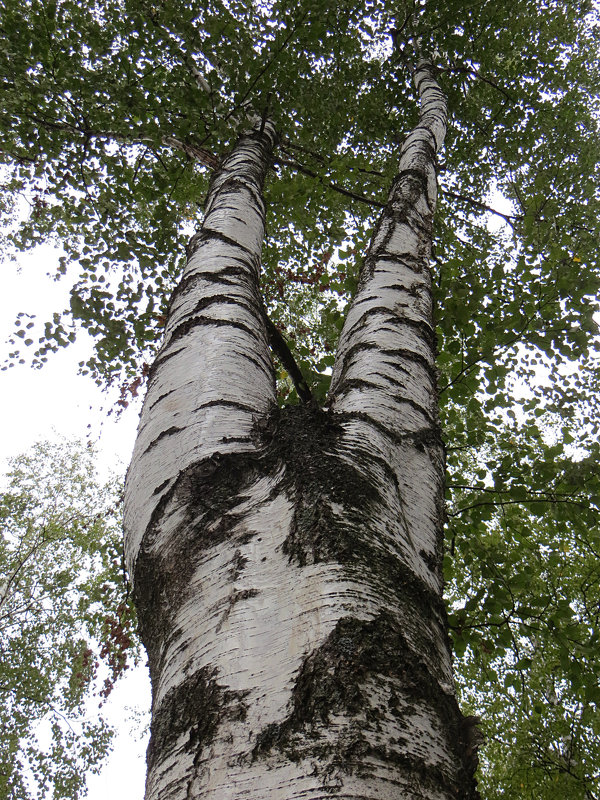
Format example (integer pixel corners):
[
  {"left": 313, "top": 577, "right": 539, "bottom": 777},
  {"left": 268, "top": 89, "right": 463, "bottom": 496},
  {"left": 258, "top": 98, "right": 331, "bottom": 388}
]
[
  {"left": 142, "top": 425, "right": 184, "bottom": 456},
  {"left": 191, "top": 226, "right": 257, "bottom": 258},
  {"left": 191, "top": 398, "right": 264, "bottom": 415},
  {"left": 168, "top": 266, "right": 250, "bottom": 304},
  {"left": 146, "top": 345, "right": 187, "bottom": 383},
  {"left": 333, "top": 378, "right": 436, "bottom": 421},
  {"left": 339, "top": 304, "right": 435, "bottom": 336},
  {"left": 168, "top": 293, "right": 264, "bottom": 329},
  {"left": 362, "top": 251, "right": 425, "bottom": 273},
  {"left": 167, "top": 315, "right": 265, "bottom": 346},
  {"left": 206, "top": 176, "right": 266, "bottom": 211}
]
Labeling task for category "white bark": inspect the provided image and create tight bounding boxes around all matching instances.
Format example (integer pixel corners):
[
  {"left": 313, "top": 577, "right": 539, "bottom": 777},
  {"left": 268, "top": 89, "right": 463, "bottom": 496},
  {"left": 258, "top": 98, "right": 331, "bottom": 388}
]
[
  {"left": 125, "top": 122, "right": 277, "bottom": 572},
  {"left": 125, "top": 65, "right": 479, "bottom": 800}
]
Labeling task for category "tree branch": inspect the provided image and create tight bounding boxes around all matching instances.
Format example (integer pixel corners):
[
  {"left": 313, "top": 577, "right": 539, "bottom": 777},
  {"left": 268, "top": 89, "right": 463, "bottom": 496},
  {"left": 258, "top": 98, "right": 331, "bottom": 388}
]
[
  {"left": 444, "top": 63, "right": 515, "bottom": 103},
  {"left": 440, "top": 187, "right": 520, "bottom": 226},
  {"left": 448, "top": 496, "right": 591, "bottom": 518},
  {"left": 275, "top": 154, "right": 385, "bottom": 209},
  {"left": 223, "top": 11, "right": 309, "bottom": 127},
  {"left": 263, "top": 313, "right": 313, "bottom": 404}
]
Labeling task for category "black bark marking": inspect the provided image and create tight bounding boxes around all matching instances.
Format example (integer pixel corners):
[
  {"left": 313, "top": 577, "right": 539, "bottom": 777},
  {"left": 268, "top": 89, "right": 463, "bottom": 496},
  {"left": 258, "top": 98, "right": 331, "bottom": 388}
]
[
  {"left": 335, "top": 340, "right": 436, "bottom": 390},
  {"left": 189, "top": 292, "right": 263, "bottom": 318},
  {"left": 230, "top": 549, "right": 248, "bottom": 580},
  {"left": 340, "top": 306, "right": 436, "bottom": 350},
  {"left": 390, "top": 166, "right": 431, "bottom": 198},
  {"left": 380, "top": 346, "right": 438, "bottom": 384},
  {"left": 148, "top": 388, "right": 177, "bottom": 412},
  {"left": 152, "top": 478, "right": 171, "bottom": 496},
  {"left": 194, "top": 226, "right": 256, "bottom": 258},
  {"left": 208, "top": 173, "right": 267, "bottom": 211},
  {"left": 262, "top": 405, "right": 381, "bottom": 566},
  {"left": 133, "top": 450, "right": 268, "bottom": 682},
  {"left": 190, "top": 398, "right": 261, "bottom": 415},
  {"left": 171, "top": 262, "right": 253, "bottom": 310},
  {"left": 185, "top": 230, "right": 204, "bottom": 260},
  {"left": 147, "top": 345, "right": 187, "bottom": 383},
  {"left": 332, "top": 322, "right": 437, "bottom": 400},
  {"left": 252, "top": 611, "right": 480, "bottom": 799},
  {"left": 276, "top": 410, "right": 445, "bottom": 612},
  {"left": 382, "top": 200, "right": 432, "bottom": 232},
  {"left": 364, "top": 251, "right": 425, "bottom": 276},
  {"left": 347, "top": 292, "right": 421, "bottom": 318},
  {"left": 142, "top": 426, "right": 184, "bottom": 456},
  {"left": 333, "top": 378, "right": 436, "bottom": 424},
  {"left": 339, "top": 409, "right": 442, "bottom": 450},
  {"left": 168, "top": 315, "right": 263, "bottom": 346},
  {"left": 146, "top": 667, "right": 247, "bottom": 775},
  {"left": 259, "top": 407, "right": 445, "bottom": 616},
  {"left": 235, "top": 348, "right": 275, "bottom": 380},
  {"left": 215, "top": 588, "right": 260, "bottom": 632}
]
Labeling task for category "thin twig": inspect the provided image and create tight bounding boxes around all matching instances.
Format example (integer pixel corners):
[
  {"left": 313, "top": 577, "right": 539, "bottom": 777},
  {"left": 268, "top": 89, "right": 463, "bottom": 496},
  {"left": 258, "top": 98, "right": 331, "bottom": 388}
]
[
  {"left": 440, "top": 187, "right": 519, "bottom": 226},
  {"left": 275, "top": 155, "right": 384, "bottom": 209}
]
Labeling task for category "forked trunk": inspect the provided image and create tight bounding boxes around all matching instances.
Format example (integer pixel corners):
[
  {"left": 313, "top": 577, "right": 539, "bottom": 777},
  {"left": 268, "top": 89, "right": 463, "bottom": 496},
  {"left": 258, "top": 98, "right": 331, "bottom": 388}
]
[{"left": 125, "top": 62, "right": 480, "bottom": 800}]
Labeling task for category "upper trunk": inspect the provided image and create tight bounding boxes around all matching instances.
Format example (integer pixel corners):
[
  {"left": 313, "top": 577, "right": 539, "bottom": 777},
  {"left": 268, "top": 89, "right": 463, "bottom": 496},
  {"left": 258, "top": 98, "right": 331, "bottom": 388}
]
[{"left": 125, "top": 62, "right": 480, "bottom": 800}]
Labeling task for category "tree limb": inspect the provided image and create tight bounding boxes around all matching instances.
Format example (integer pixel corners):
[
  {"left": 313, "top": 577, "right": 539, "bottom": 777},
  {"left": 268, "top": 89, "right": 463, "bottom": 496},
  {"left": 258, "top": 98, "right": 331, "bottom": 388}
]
[
  {"left": 440, "top": 187, "right": 520, "bottom": 226},
  {"left": 275, "top": 154, "right": 385, "bottom": 209},
  {"left": 263, "top": 313, "right": 314, "bottom": 404}
]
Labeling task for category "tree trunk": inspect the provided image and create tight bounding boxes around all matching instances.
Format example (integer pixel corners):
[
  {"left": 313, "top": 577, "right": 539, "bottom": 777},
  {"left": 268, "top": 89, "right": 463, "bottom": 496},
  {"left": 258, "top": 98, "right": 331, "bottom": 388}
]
[{"left": 125, "top": 62, "right": 480, "bottom": 800}]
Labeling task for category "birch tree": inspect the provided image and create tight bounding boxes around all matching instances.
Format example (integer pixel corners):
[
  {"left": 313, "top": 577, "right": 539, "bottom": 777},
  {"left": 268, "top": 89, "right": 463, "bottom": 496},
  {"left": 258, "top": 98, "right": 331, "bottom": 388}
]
[
  {"left": 123, "top": 61, "right": 482, "bottom": 799},
  {"left": 0, "top": 440, "right": 138, "bottom": 800},
  {"left": 2, "top": 0, "right": 600, "bottom": 797}
]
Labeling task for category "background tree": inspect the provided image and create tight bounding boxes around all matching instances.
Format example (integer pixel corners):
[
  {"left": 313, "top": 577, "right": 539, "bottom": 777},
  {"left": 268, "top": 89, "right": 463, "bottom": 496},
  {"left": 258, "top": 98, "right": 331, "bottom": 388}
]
[
  {"left": 0, "top": 440, "right": 139, "bottom": 800},
  {"left": 1, "top": 0, "right": 599, "bottom": 797},
  {"left": 447, "top": 432, "right": 600, "bottom": 798}
]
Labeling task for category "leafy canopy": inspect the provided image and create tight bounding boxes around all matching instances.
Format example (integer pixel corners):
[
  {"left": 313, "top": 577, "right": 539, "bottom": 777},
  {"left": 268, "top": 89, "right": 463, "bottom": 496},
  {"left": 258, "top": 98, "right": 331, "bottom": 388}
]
[
  {"left": 0, "top": 440, "right": 139, "bottom": 800},
  {"left": 1, "top": 0, "right": 600, "bottom": 796}
]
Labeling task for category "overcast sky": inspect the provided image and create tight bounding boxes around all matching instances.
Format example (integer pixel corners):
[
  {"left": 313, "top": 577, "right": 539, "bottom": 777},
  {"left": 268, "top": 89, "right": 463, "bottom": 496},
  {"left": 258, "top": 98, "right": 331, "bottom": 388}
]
[{"left": 1, "top": 245, "right": 150, "bottom": 798}]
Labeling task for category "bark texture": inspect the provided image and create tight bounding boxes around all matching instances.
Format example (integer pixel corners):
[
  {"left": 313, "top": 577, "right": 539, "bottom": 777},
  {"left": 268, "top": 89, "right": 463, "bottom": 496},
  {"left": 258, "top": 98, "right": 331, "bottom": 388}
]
[{"left": 125, "top": 63, "right": 480, "bottom": 800}]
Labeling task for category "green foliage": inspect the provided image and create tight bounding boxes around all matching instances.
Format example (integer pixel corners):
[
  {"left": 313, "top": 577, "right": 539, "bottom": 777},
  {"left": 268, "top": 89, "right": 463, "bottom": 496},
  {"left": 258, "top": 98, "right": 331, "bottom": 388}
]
[
  {"left": 445, "top": 423, "right": 600, "bottom": 797},
  {"left": 1, "top": 0, "right": 600, "bottom": 795},
  {"left": 0, "top": 440, "right": 140, "bottom": 799},
  {"left": 3, "top": 0, "right": 597, "bottom": 392}
]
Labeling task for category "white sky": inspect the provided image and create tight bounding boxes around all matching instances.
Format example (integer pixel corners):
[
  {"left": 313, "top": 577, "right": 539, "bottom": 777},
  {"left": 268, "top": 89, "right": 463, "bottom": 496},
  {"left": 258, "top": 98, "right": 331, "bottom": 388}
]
[{"left": 1, "top": 246, "right": 150, "bottom": 799}]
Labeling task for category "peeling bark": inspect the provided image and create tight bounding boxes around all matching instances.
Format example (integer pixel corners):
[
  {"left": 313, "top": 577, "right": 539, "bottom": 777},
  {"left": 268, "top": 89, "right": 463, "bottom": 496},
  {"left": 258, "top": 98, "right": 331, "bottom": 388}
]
[{"left": 125, "top": 64, "right": 480, "bottom": 800}]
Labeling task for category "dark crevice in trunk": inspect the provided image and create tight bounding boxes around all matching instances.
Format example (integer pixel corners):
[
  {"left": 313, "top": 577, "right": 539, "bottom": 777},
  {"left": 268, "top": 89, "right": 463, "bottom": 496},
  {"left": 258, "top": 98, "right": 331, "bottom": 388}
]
[
  {"left": 333, "top": 340, "right": 437, "bottom": 388},
  {"left": 362, "top": 251, "right": 425, "bottom": 278},
  {"left": 187, "top": 292, "right": 264, "bottom": 318},
  {"left": 338, "top": 409, "right": 441, "bottom": 449},
  {"left": 341, "top": 307, "right": 435, "bottom": 346},
  {"left": 196, "top": 226, "right": 257, "bottom": 257},
  {"left": 147, "top": 345, "right": 187, "bottom": 383},
  {"left": 190, "top": 399, "right": 264, "bottom": 414},
  {"left": 171, "top": 266, "right": 248, "bottom": 302},
  {"left": 234, "top": 348, "right": 277, "bottom": 380},
  {"left": 134, "top": 449, "right": 268, "bottom": 681}
]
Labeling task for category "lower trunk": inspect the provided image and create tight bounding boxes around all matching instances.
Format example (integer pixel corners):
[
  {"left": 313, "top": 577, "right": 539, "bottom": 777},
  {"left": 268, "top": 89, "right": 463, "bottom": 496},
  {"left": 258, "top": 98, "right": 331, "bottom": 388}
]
[
  {"left": 125, "top": 63, "right": 480, "bottom": 800},
  {"left": 132, "top": 403, "right": 478, "bottom": 799}
]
